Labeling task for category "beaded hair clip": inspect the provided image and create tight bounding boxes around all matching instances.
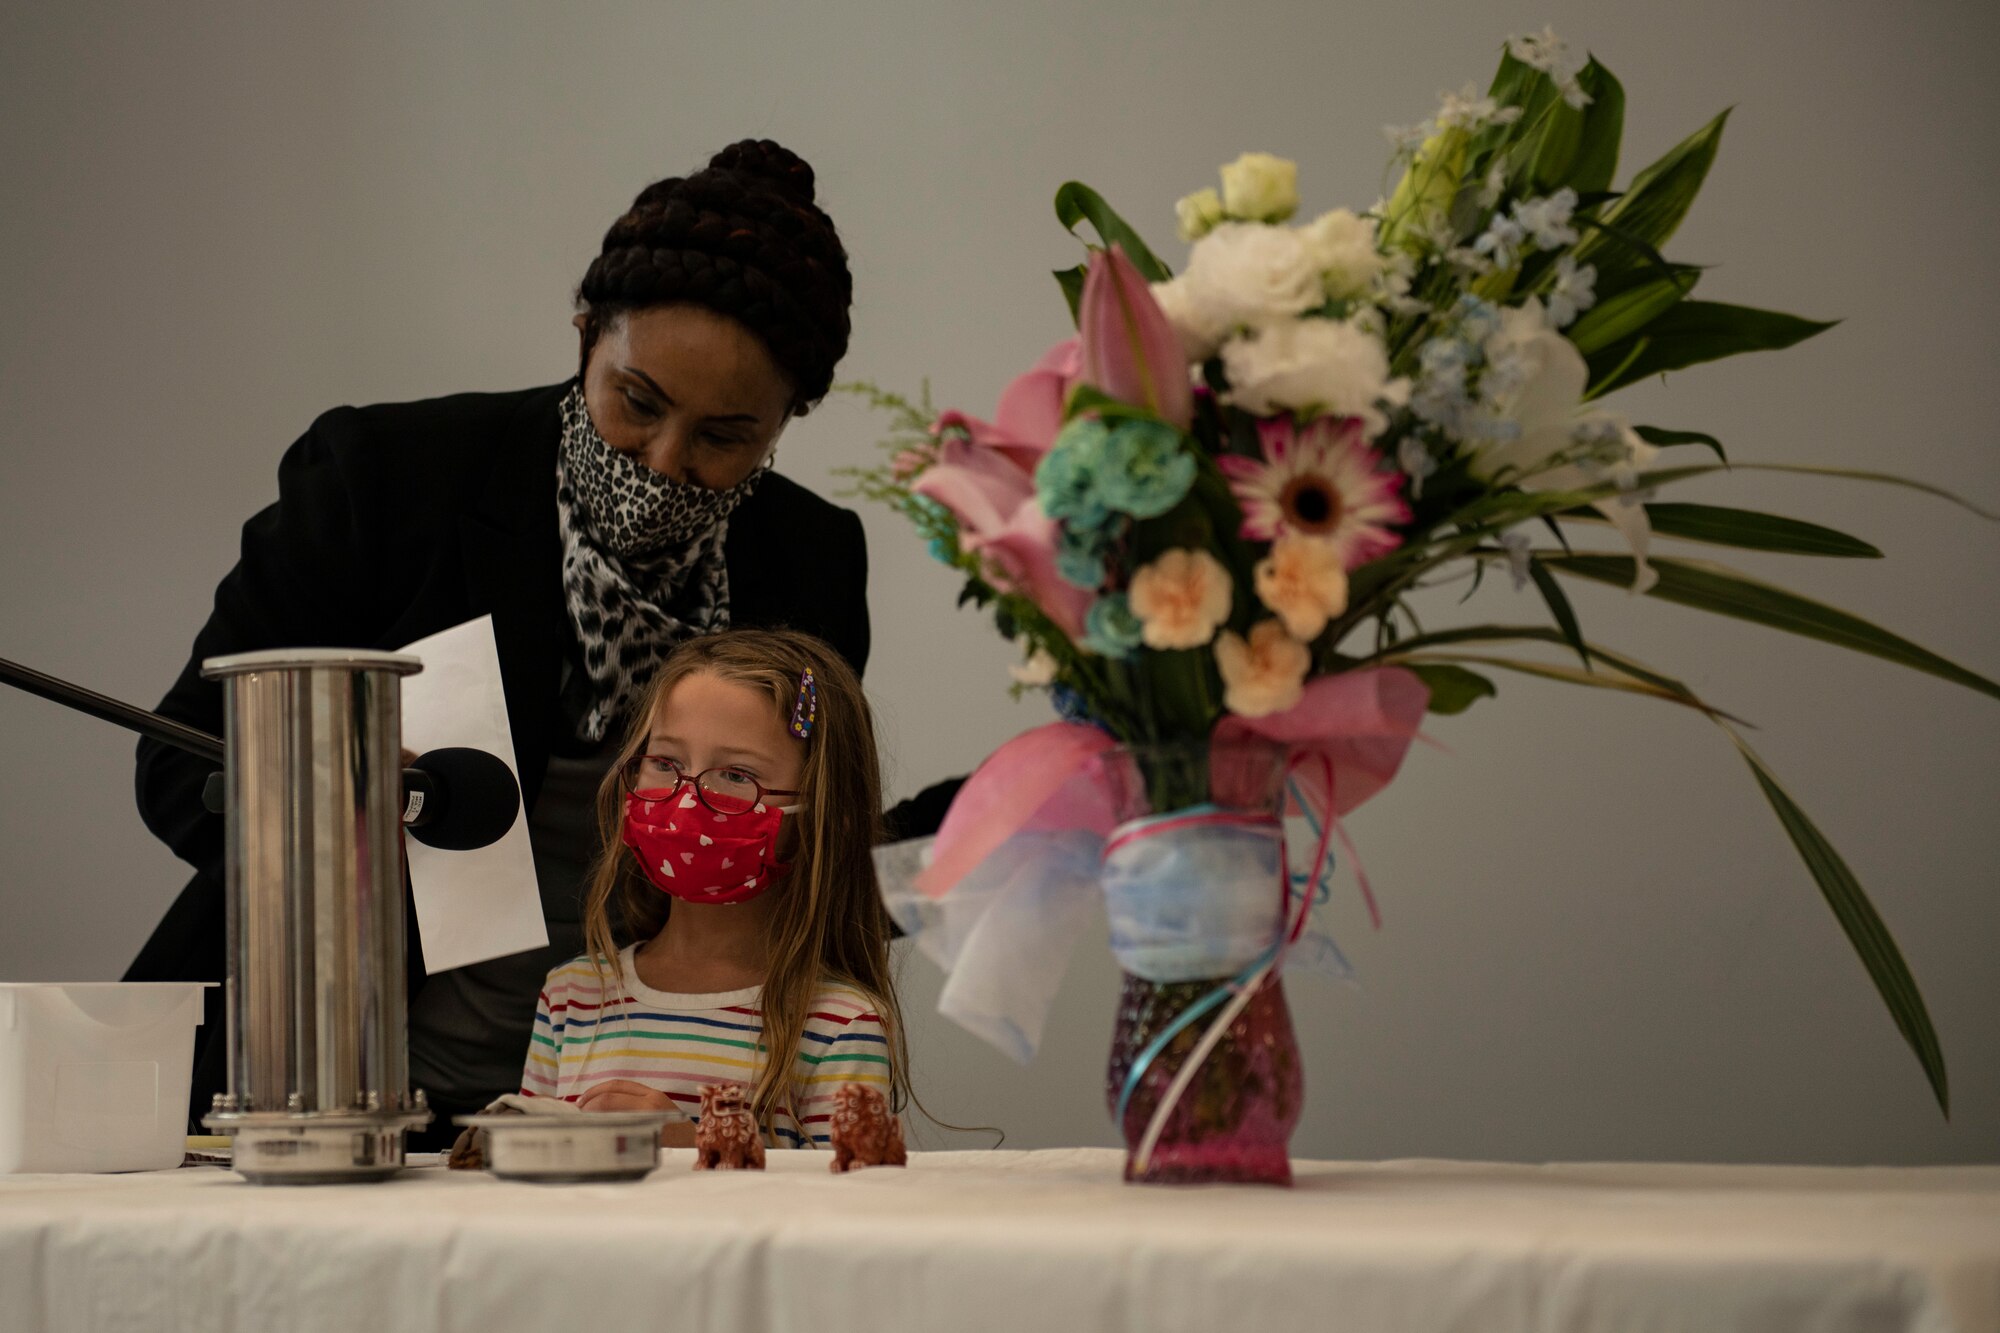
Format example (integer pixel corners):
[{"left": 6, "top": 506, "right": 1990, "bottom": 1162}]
[{"left": 789, "top": 666, "right": 818, "bottom": 740}]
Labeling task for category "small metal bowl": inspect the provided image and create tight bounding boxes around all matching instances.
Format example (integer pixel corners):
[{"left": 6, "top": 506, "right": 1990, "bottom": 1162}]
[{"left": 452, "top": 1111, "right": 678, "bottom": 1183}]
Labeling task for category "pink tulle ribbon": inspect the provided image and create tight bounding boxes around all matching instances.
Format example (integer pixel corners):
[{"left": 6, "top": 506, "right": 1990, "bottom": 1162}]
[{"left": 917, "top": 667, "right": 1430, "bottom": 905}]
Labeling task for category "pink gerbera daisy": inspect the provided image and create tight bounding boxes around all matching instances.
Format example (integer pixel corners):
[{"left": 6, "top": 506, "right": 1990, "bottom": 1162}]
[{"left": 1217, "top": 415, "right": 1411, "bottom": 567}]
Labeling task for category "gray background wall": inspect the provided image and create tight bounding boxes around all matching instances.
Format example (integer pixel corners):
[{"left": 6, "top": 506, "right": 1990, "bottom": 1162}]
[{"left": 2, "top": 0, "right": 1995, "bottom": 1165}]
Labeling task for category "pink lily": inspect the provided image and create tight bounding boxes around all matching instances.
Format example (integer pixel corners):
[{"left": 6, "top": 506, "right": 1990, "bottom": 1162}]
[
  {"left": 971, "top": 500, "right": 1092, "bottom": 639},
  {"left": 1078, "top": 246, "right": 1194, "bottom": 429},
  {"left": 932, "top": 338, "right": 1082, "bottom": 471},
  {"left": 912, "top": 435, "right": 1037, "bottom": 535},
  {"left": 915, "top": 349, "right": 1094, "bottom": 638}
]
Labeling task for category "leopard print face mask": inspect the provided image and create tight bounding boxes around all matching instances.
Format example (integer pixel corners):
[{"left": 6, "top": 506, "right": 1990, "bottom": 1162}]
[
  {"left": 554, "top": 384, "right": 767, "bottom": 740},
  {"left": 557, "top": 386, "right": 763, "bottom": 558}
]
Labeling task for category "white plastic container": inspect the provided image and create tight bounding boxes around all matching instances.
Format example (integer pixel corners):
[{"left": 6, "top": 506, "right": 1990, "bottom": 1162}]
[{"left": 0, "top": 983, "right": 207, "bottom": 1174}]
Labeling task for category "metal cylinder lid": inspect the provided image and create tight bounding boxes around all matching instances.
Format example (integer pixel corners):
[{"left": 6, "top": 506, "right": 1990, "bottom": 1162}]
[{"left": 201, "top": 648, "right": 423, "bottom": 679}]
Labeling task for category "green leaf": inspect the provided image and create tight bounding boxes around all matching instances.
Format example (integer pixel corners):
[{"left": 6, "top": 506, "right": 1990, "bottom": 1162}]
[
  {"left": 1063, "top": 383, "right": 1169, "bottom": 425},
  {"left": 1727, "top": 731, "right": 1949, "bottom": 1116},
  {"left": 1515, "top": 88, "right": 1586, "bottom": 193},
  {"left": 1574, "top": 213, "right": 1693, "bottom": 300},
  {"left": 1485, "top": 48, "right": 1539, "bottom": 109},
  {"left": 1406, "top": 662, "right": 1497, "bottom": 715},
  {"left": 1580, "top": 109, "right": 1730, "bottom": 264},
  {"left": 1379, "top": 625, "right": 1708, "bottom": 704},
  {"left": 1566, "top": 267, "right": 1701, "bottom": 354},
  {"left": 1389, "top": 649, "right": 1738, "bottom": 718},
  {"left": 1443, "top": 483, "right": 1618, "bottom": 531},
  {"left": 1528, "top": 556, "right": 1592, "bottom": 669},
  {"left": 1634, "top": 425, "right": 1726, "bottom": 462},
  {"left": 1054, "top": 265, "right": 1085, "bottom": 323},
  {"left": 1558, "top": 501, "right": 1879, "bottom": 557},
  {"left": 1640, "top": 503, "right": 1879, "bottom": 557},
  {"left": 1467, "top": 50, "right": 1545, "bottom": 172},
  {"left": 1656, "top": 462, "right": 1999, "bottom": 522},
  {"left": 1586, "top": 300, "right": 1838, "bottom": 395},
  {"left": 1541, "top": 554, "right": 2000, "bottom": 701},
  {"left": 1567, "top": 59, "right": 1626, "bottom": 193},
  {"left": 1583, "top": 336, "right": 1650, "bottom": 400},
  {"left": 1053, "top": 182, "right": 1172, "bottom": 282}
]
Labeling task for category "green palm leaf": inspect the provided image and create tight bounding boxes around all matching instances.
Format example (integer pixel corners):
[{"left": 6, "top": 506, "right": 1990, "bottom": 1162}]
[
  {"left": 1587, "top": 301, "right": 1837, "bottom": 395},
  {"left": 1386, "top": 649, "right": 1743, "bottom": 720},
  {"left": 1559, "top": 503, "right": 1882, "bottom": 557},
  {"left": 1387, "top": 634, "right": 1950, "bottom": 1116},
  {"left": 1637, "top": 462, "right": 1999, "bottom": 521},
  {"left": 1371, "top": 624, "right": 1705, "bottom": 702},
  {"left": 1727, "top": 730, "right": 1949, "bottom": 1115},
  {"left": 1542, "top": 554, "right": 2000, "bottom": 701}
]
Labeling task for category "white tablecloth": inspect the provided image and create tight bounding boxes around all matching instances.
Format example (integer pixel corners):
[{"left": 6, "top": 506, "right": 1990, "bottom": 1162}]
[{"left": 1, "top": 1150, "right": 1995, "bottom": 1333}]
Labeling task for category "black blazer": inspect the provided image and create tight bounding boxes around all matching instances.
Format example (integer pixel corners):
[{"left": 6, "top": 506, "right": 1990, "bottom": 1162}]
[{"left": 127, "top": 381, "right": 886, "bottom": 1123}]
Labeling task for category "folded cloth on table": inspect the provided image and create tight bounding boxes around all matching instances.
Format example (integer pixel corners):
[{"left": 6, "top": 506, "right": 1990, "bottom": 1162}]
[{"left": 447, "top": 1092, "right": 600, "bottom": 1169}]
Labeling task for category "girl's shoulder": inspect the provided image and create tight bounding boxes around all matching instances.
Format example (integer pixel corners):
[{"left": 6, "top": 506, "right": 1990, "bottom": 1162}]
[
  {"left": 805, "top": 982, "right": 887, "bottom": 1033},
  {"left": 538, "top": 953, "right": 623, "bottom": 1010},
  {"left": 795, "top": 983, "right": 892, "bottom": 1083}
]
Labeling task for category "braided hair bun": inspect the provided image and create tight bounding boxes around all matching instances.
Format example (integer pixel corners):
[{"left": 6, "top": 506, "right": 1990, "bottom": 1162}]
[{"left": 579, "top": 140, "right": 851, "bottom": 408}]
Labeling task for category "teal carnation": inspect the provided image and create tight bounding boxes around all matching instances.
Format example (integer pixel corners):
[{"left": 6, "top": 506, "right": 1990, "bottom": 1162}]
[
  {"left": 1036, "top": 418, "right": 1114, "bottom": 532},
  {"left": 908, "top": 495, "right": 958, "bottom": 565},
  {"left": 1097, "top": 420, "right": 1196, "bottom": 519},
  {"left": 1056, "top": 527, "right": 1110, "bottom": 590},
  {"left": 1080, "top": 592, "right": 1146, "bottom": 659}
]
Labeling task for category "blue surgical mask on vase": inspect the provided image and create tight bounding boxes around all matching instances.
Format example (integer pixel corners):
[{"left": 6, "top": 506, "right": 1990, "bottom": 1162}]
[{"left": 1100, "top": 810, "right": 1288, "bottom": 983}]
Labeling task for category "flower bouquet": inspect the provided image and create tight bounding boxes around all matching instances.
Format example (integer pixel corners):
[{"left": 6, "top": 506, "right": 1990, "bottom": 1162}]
[{"left": 853, "top": 30, "right": 1994, "bottom": 1183}]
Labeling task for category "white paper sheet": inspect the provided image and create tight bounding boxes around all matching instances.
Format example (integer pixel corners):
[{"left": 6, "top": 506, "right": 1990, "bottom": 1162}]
[{"left": 397, "top": 616, "right": 547, "bottom": 973}]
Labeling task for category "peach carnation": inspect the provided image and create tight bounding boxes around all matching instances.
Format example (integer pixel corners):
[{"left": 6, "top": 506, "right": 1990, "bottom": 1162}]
[
  {"left": 1215, "top": 619, "right": 1311, "bottom": 718},
  {"left": 1254, "top": 535, "right": 1350, "bottom": 642},
  {"left": 1128, "top": 548, "right": 1233, "bottom": 650}
]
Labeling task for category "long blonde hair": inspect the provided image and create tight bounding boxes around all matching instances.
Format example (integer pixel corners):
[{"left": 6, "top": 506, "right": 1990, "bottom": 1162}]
[{"left": 579, "top": 628, "right": 909, "bottom": 1130}]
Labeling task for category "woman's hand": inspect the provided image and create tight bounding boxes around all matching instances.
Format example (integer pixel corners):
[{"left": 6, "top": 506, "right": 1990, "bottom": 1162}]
[{"left": 575, "top": 1079, "right": 678, "bottom": 1114}]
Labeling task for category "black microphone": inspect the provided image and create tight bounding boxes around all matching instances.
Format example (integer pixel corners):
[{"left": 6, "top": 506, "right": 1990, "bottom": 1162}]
[
  {"left": 399, "top": 747, "right": 522, "bottom": 851},
  {"left": 197, "top": 749, "right": 521, "bottom": 850}
]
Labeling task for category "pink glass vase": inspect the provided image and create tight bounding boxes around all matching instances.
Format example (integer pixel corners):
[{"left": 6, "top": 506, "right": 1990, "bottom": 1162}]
[
  {"left": 1106, "top": 972, "right": 1302, "bottom": 1185},
  {"left": 1097, "top": 741, "right": 1305, "bottom": 1186}
]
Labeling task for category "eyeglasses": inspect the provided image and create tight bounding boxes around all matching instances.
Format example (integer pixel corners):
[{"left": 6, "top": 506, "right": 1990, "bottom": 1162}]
[{"left": 620, "top": 755, "right": 797, "bottom": 815}]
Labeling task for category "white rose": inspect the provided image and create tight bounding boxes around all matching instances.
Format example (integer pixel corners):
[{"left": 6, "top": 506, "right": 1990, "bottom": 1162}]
[
  {"left": 1297, "top": 208, "right": 1386, "bottom": 301},
  {"left": 1175, "top": 187, "right": 1226, "bottom": 242},
  {"left": 1149, "top": 276, "right": 1227, "bottom": 363},
  {"left": 1219, "top": 152, "right": 1299, "bottom": 223},
  {"left": 1220, "top": 317, "right": 1409, "bottom": 435},
  {"left": 1465, "top": 298, "right": 1661, "bottom": 592},
  {"left": 1465, "top": 299, "right": 1586, "bottom": 481},
  {"left": 1181, "top": 222, "right": 1323, "bottom": 334}
]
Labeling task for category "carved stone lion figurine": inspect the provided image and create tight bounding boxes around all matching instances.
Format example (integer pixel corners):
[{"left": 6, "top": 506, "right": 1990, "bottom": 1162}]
[
  {"left": 693, "top": 1082, "right": 766, "bottom": 1171},
  {"left": 828, "top": 1082, "right": 906, "bottom": 1173}
]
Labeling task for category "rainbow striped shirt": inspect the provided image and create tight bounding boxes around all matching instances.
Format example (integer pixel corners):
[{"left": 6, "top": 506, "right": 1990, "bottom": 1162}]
[{"left": 519, "top": 946, "right": 892, "bottom": 1149}]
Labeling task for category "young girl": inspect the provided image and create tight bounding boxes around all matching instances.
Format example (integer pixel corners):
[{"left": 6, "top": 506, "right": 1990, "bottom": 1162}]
[{"left": 517, "top": 628, "right": 908, "bottom": 1148}]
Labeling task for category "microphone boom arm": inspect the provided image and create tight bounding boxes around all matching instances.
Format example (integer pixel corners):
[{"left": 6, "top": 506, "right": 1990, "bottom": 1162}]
[{"left": 0, "top": 653, "right": 225, "bottom": 765}]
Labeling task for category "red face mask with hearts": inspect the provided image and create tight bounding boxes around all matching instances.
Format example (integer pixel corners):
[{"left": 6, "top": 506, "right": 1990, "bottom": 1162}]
[{"left": 621, "top": 786, "right": 793, "bottom": 905}]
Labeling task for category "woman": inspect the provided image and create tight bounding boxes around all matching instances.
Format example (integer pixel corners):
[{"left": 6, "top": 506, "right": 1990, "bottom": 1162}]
[{"left": 128, "top": 140, "right": 950, "bottom": 1142}]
